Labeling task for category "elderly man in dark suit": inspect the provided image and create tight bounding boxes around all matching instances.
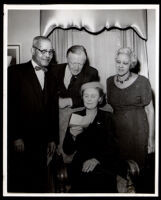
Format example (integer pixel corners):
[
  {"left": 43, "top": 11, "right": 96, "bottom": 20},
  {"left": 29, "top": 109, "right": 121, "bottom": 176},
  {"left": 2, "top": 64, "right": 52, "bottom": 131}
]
[
  {"left": 51, "top": 45, "right": 100, "bottom": 163},
  {"left": 8, "top": 36, "right": 59, "bottom": 192}
]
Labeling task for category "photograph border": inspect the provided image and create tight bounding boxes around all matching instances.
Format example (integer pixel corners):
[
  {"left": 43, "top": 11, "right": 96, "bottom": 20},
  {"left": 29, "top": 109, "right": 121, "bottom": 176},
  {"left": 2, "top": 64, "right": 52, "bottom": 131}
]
[{"left": 3, "top": 4, "right": 160, "bottom": 198}]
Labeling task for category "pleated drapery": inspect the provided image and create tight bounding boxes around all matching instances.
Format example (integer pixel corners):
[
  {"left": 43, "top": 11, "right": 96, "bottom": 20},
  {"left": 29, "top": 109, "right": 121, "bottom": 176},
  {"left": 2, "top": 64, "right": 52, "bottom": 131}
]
[
  {"left": 41, "top": 9, "right": 147, "bottom": 40},
  {"left": 49, "top": 28, "right": 148, "bottom": 92}
]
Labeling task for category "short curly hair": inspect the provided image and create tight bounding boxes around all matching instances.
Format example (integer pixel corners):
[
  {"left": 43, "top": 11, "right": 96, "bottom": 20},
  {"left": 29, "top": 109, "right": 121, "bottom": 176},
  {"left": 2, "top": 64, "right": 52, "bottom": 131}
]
[{"left": 115, "top": 47, "right": 137, "bottom": 69}]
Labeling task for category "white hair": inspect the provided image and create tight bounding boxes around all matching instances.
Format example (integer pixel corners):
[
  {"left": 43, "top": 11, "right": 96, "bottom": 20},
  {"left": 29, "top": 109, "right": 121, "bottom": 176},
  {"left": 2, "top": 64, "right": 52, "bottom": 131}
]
[{"left": 116, "top": 47, "right": 137, "bottom": 68}]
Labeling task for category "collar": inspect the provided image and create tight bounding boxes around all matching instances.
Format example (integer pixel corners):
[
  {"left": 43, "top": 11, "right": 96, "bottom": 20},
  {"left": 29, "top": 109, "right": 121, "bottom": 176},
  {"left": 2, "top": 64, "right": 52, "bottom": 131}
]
[
  {"left": 65, "top": 64, "right": 72, "bottom": 79},
  {"left": 31, "top": 59, "right": 39, "bottom": 69}
]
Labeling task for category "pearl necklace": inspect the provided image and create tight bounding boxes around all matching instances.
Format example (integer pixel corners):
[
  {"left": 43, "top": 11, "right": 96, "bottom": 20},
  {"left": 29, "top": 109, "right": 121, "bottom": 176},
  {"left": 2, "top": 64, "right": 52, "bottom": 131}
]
[{"left": 116, "top": 72, "right": 131, "bottom": 84}]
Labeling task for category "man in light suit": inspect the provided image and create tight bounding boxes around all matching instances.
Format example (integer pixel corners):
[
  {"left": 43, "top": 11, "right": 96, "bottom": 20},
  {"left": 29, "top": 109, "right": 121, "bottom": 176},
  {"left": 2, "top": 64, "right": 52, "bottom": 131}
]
[
  {"left": 51, "top": 45, "right": 100, "bottom": 163},
  {"left": 8, "top": 36, "right": 59, "bottom": 192}
]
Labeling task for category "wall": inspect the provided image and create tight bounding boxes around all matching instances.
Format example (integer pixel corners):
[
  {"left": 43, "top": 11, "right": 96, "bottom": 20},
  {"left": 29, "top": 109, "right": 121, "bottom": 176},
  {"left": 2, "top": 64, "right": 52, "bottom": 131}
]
[
  {"left": 8, "top": 10, "right": 40, "bottom": 63},
  {"left": 147, "top": 10, "right": 157, "bottom": 94}
]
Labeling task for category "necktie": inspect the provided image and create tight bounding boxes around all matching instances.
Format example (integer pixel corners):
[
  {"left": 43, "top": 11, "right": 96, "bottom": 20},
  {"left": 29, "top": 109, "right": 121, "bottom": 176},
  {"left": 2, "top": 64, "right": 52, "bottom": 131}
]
[
  {"left": 35, "top": 66, "right": 48, "bottom": 72},
  {"left": 68, "top": 75, "right": 77, "bottom": 89}
]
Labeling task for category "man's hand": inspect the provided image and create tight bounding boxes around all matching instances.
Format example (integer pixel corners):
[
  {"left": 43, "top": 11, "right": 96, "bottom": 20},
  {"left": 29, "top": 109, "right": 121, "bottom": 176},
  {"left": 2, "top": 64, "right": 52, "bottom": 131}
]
[
  {"left": 14, "top": 139, "right": 24, "bottom": 152},
  {"left": 82, "top": 158, "right": 100, "bottom": 173},
  {"left": 59, "top": 97, "right": 73, "bottom": 109}
]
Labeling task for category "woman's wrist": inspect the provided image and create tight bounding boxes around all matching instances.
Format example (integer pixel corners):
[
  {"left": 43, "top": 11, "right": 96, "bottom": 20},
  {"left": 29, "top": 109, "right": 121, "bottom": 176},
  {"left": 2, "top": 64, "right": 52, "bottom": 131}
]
[{"left": 148, "top": 135, "right": 155, "bottom": 141}]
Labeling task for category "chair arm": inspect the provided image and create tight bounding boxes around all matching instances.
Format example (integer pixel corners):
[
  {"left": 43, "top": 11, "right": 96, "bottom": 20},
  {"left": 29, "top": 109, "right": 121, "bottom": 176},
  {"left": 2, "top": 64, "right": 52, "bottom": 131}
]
[{"left": 117, "top": 160, "right": 140, "bottom": 193}]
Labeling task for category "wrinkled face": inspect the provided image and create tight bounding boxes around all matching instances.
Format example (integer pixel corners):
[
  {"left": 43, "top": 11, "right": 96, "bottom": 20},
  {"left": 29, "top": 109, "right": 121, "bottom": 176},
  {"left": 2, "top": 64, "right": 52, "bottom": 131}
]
[
  {"left": 83, "top": 88, "right": 101, "bottom": 110},
  {"left": 67, "top": 52, "right": 86, "bottom": 76},
  {"left": 32, "top": 39, "right": 53, "bottom": 67},
  {"left": 116, "top": 53, "right": 131, "bottom": 76}
]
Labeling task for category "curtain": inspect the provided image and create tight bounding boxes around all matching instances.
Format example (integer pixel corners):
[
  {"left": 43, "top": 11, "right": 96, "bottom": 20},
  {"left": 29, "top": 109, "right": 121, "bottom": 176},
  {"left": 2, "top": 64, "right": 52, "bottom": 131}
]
[
  {"left": 41, "top": 9, "right": 147, "bottom": 40},
  {"left": 49, "top": 28, "right": 148, "bottom": 92}
]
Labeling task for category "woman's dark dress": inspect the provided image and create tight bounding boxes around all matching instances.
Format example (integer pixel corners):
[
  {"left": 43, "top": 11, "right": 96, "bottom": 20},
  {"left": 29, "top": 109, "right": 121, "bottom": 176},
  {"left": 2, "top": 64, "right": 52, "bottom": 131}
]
[
  {"left": 63, "top": 109, "right": 119, "bottom": 193},
  {"left": 107, "top": 75, "right": 152, "bottom": 169}
]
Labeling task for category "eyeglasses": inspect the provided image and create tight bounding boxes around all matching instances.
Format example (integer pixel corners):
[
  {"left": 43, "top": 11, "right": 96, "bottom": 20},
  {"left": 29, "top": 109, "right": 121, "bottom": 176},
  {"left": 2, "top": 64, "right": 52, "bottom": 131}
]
[
  {"left": 33, "top": 46, "right": 54, "bottom": 56},
  {"left": 69, "top": 62, "right": 84, "bottom": 67}
]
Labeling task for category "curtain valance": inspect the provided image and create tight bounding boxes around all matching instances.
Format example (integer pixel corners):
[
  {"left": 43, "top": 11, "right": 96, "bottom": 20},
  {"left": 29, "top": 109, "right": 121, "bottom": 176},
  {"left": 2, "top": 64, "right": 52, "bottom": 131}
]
[{"left": 40, "top": 9, "right": 147, "bottom": 40}]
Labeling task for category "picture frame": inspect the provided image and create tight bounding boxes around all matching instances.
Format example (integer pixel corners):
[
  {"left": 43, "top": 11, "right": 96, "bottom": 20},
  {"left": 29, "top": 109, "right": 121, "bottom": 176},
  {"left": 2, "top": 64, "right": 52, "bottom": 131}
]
[{"left": 7, "top": 44, "right": 20, "bottom": 66}]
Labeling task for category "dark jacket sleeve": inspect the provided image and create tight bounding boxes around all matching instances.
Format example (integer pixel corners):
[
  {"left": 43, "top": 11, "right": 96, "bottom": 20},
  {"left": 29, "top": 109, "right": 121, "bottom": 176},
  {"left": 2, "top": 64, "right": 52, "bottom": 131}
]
[
  {"left": 46, "top": 91, "right": 59, "bottom": 145},
  {"left": 8, "top": 66, "right": 23, "bottom": 141},
  {"left": 96, "top": 112, "right": 119, "bottom": 174},
  {"left": 63, "top": 127, "right": 77, "bottom": 155},
  {"left": 46, "top": 67, "right": 59, "bottom": 145}
]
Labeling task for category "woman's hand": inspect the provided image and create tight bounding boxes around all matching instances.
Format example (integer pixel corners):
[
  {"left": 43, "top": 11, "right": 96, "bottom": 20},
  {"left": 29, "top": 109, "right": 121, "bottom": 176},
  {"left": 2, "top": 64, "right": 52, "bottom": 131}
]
[
  {"left": 70, "top": 126, "right": 83, "bottom": 137},
  {"left": 148, "top": 137, "right": 155, "bottom": 153},
  {"left": 82, "top": 158, "right": 100, "bottom": 173}
]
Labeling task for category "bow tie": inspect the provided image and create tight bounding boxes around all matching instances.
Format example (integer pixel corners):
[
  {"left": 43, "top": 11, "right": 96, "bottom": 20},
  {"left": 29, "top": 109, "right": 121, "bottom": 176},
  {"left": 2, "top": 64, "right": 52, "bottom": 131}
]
[{"left": 35, "top": 66, "right": 48, "bottom": 72}]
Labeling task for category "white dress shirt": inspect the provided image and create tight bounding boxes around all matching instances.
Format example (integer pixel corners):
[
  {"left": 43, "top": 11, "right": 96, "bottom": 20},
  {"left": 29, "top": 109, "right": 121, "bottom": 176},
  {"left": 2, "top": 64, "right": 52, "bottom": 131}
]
[
  {"left": 64, "top": 64, "right": 72, "bottom": 89},
  {"left": 32, "top": 60, "right": 45, "bottom": 90}
]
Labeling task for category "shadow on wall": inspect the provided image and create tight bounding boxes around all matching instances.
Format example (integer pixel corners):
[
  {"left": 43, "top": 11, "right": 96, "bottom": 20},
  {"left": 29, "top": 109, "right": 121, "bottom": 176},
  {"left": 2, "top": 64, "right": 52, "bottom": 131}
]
[
  {"left": 151, "top": 90, "right": 155, "bottom": 111},
  {"left": 50, "top": 51, "right": 57, "bottom": 65},
  {"left": 130, "top": 60, "right": 155, "bottom": 110},
  {"left": 130, "top": 60, "right": 141, "bottom": 74}
]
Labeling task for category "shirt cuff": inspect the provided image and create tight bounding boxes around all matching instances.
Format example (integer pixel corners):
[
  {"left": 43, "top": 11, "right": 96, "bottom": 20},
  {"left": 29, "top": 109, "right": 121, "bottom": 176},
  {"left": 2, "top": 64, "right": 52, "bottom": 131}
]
[{"left": 68, "top": 98, "right": 73, "bottom": 107}]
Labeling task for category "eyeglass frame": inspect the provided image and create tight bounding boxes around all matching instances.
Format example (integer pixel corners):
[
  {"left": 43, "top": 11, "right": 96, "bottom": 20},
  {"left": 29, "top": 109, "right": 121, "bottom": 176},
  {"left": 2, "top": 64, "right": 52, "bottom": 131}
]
[
  {"left": 33, "top": 46, "right": 54, "bottom": 56},
  {"left": 68, "top": 62, "right": 85, "bottom": 67}
]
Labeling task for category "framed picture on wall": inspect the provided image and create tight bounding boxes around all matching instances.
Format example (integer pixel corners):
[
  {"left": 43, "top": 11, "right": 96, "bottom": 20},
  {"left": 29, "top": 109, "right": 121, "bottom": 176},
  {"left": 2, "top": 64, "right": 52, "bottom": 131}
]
[{"left": 7, "top": 44, "right": 20, "bottom": 66}]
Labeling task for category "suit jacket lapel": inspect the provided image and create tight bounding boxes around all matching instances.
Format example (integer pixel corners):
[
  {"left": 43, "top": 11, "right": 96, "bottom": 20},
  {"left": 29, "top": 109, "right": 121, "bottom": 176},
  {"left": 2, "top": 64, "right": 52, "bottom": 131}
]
[
  {"left": 61, "top": 64, "right": 67, "bottom": 90},
  {"left": 43, "top": 71, "right": 49, "bottom": 105},
  {"left": 26, "top": 61, "right": 44, "bottom": 101}
]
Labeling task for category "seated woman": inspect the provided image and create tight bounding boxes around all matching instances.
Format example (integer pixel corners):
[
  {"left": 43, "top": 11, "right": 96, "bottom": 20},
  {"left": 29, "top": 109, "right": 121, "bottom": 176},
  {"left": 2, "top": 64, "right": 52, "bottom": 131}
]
[{"left": 63, "top": 82, "right": 119, "bottom": 193}]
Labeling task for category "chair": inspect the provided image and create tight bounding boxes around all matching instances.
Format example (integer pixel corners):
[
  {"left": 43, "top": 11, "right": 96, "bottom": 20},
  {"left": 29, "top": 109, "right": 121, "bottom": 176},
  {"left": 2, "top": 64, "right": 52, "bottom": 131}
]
[
  {"left": 117, "top": 160, "right": 140, "bottom": 193},
  {"left": 54, "top": 156, "right": 140, "bottom": 193}
]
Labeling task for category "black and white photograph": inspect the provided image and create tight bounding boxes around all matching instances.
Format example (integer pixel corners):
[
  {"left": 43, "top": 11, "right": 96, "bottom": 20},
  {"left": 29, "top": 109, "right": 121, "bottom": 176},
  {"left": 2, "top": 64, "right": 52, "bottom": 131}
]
[{"left": 3, "top": 4, "right": 159, "bottom": 197}]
